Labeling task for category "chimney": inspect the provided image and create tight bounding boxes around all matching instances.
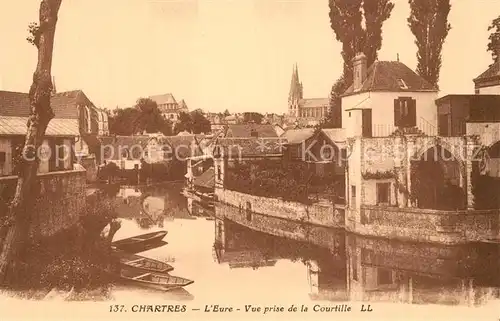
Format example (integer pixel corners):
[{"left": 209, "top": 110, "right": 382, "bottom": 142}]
[{"left": 352, "top": 52, "right": 367, "bottom": 92}]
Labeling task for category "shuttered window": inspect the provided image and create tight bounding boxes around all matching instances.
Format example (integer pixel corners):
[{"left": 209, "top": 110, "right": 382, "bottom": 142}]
[{"left": 394, "top": 97, "right": 416, "bottom": 128}]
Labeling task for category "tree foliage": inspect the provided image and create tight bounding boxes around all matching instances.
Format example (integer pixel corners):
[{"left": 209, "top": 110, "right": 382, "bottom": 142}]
[
  {"left": 109, "top": 98, "right": 172, "bottom": 136},
  {"left": 109, "top": 108, "right": 139, "bottom": 136},
  {"left": 26, "top": 22, "right": 41, "bottom": 47},
  {"left": 327, "top": 0, "right": 393, "bottom": 128},
  {"left": 328, "top": 0, "right": 394, "bottom": 86},
  {"left": 487, "top": 15, "right": 500, "bottom": 65},
  {"left": 323, "top": 75, "right": 349, "bottom": 128},
  {"left": 173, "top": 110, "right": 211, "bottom": 135},
  {"left": 133, "top": 98, "right": 172, "bottom": 135},
  {"left": 190, "top": 110, "right": 211, "bottom": 134},
  {"left": 408, "top": 0, "right": 451, "bottom": 89},
  {"left": 242, "top": 112, "right": 264, "bottom": 124}
]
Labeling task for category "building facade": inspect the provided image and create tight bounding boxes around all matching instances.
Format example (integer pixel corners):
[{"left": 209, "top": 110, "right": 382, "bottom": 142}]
[
  {"left": 0, "top": 89, "right": 108, "bottom": 176},
  {"left": 149, "top": 93, "right": 189, "bottom": 122}
]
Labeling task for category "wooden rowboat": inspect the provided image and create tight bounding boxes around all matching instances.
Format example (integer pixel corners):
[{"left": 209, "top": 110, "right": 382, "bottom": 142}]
[
  {"left": 112, "top": 231, "right": 167, "bottom": 252},
  {"left": 115, "top": 251, "right": 174, "bottom": 273},
  {"left": 120, "top": 269, "right": 194, "bottom": 291}
]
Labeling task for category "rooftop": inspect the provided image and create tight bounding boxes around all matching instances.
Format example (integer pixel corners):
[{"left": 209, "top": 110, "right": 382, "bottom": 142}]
[
  {"left": 0, "top": 117, "right": 79, "bottom": 136},
  {"left": 148, "top": 93, "right": 177, "bottom": 105},
  {"left": 299, "top": 98, "right": 329, "bottom": 108},
  {"left": 474, "top": 60, "right": 500, "bottom": 83},
  {"left": 343, "top": 60, "right": 437, "bottom": 96},
  {"left": 215, "top": 137, "right": 287, "bottom": 158},
  {"left": 281, "top": 128, "right": 315, "bottom": 144},
  {"left": 0, "top": 90, "right": 95, "bottom": 119},
  {"left": 225, "top": 124, "right": 279, "bottom": 138}
]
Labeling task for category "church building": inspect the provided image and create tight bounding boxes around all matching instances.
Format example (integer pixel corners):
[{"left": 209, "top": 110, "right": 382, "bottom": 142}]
[{"left": 287, "top": 64, "right": 329, "bottom": 126}]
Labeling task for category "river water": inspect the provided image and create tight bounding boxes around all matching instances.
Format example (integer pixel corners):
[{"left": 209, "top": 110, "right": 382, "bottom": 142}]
[{"left": 100, "top": 183, "right": 500, "bottom": 308}]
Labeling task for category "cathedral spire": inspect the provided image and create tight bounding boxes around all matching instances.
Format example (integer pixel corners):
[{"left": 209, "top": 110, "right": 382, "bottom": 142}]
[{"left": 289, "top": 63, "right": 302, "bottom": 101}]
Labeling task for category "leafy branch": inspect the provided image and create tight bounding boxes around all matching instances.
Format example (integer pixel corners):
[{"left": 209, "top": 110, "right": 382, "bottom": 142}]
[{"left": 26, "top": 22, "right": 41, "bottom": 47}]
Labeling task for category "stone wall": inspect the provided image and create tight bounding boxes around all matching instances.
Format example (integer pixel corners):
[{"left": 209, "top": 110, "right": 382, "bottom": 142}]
[
  {"left": 0, "top": 169, "right": 86, "bottom": 239},
  {"left": 466, "top": 122, "right": 500, "bottom": 147},
  {"left": 215, "top": 202, "right": 345, "bottom": 252},
  {"left": 215, "top": 187, "right": 344, "bottom": 229},
  {"left": 356, "top": 205, "right": 499, "bottom": 244}
]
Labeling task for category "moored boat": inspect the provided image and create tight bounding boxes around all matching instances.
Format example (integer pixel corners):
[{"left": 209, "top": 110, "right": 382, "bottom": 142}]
[
  {"left": 112, "top": 231, "right": 167, "bottom": 252},
  {"left": 115, "top": 251, "right": 174, "bottom": 273},
  {"left": 120, "top": 269, "right": 194, "bottom": 291}
]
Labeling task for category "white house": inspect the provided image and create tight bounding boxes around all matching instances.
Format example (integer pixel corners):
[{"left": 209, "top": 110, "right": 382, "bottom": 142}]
[
  {"left": 342, "top": 53, "right": 439, "bottom": 138},
  {"left": 341, "top": 53, "right": 478, "bottom": 217}
]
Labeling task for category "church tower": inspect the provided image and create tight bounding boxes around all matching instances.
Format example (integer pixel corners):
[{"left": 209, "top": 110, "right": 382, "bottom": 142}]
[{"left": 288, "top": 63, "right": 303, "bottom": 117}]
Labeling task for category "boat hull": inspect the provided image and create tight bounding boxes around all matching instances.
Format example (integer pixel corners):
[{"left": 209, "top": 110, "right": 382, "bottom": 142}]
[
  {"left": 120, "top": 269, "right": 194, "bottom": 292},
  {"left": 115, "top": 252, "right": 174, "bottom": 274},
  {"left": 112, "top": 231, "right": 168, "bottom": 253}
]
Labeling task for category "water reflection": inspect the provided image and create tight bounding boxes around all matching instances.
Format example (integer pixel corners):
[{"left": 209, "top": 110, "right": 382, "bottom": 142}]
[
  {"left": 214, "top": 202, "right": 500, "bottom": 307},
  {"left": 96, "top": 183, "right": 500, "bottom": 306}
]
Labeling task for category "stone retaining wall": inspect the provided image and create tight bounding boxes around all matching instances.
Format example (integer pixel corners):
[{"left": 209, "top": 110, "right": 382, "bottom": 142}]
[
  {"left": 0, "top": 169, "right": 86, "bottom": 239},
  {"left": 353, "top": 205, "right": 500, "bottom": 244},
  {"left": 215, "top": 187, "right": 344, "bottom": 229}
]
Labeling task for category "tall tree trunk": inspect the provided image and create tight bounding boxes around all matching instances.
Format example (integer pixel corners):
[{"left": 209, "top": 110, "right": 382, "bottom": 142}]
[{"left": 0, "top": 0, "right": 62, "bottom": 284}]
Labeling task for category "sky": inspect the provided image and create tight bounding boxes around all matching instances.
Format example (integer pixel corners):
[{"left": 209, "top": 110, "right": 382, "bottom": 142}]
[{"left": 0, "top": 0, "right": 499, "bottom": 114}]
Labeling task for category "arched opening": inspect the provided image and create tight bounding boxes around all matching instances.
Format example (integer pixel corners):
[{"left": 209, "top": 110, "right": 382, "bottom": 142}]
[
  {"left": 411, "top": 145, "right": 464, "bottom": 210},
  {"left": 471, "top": 141, "right": 500, "bottom": 209}
]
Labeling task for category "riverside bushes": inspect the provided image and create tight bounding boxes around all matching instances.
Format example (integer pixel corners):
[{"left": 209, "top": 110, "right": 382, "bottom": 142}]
[{"left": 225, "top": 159, "right": 341, "bottom": 204}]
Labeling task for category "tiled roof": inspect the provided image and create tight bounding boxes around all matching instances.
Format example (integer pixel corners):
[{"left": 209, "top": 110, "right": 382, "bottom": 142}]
[
  {"left": 215, "top": 137, "right": 287, "bottom": 157},
  {"left": 343, "top": 61, "right": 437, "bottom": 96},
  {"left": 159, "top": 135, "right": 201, "bottom": 159},
  {"left": 0, "top": 116, "right": 79, "bottom": 136},
  {"left": 321, "top": 128, "right": 346, "bottom": 144},
  {"left": 193, "top": 167, "right": 215, "bottom": 189},
  {"left": 225, "top": 124, "right": 279, "bottom": 138},
  {"left": 474, "top": 60, "right": 500, "bottom": 82},
  {"left": 299, "top": 98, "right": 329, "bottom": 108},
  {"left": 0, "top": 90, "right": 93, "bottom": 119},
  {"left": 281, "top": 128, "right": 315, "bottom": 144},
  {"left": 99, "top": 135, "right": 150, "bottom": 161},
  {"left": 149, "top": 93, "right": 177, "bottom": 105}
]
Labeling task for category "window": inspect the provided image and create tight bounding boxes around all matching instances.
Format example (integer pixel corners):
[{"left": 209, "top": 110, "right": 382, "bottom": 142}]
[
  {"left": 397, "top": 78, "right": 408, "bottom": 89},
  {"left": 217, "top": 166, "right": 221, "bottom": 181},
  {"left": 376, "top": 183, "right": 390, "bottom": 205},
  {"left": 0, "top": 152, "right": 5, "bottom": 164},
  {"left": 377, "top": 268, "right": 392, "bottom": 285},
  {"left": 394, "top": 97, "right": 416, "bottom": 128},
  {"left": 351, "top": 185, "right": 356, "bottom": 208}
]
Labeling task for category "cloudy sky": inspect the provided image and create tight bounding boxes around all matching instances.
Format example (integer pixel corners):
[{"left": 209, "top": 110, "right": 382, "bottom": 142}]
[{"left": 0, "top": 0, "right": 499, "bottom": 113}]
